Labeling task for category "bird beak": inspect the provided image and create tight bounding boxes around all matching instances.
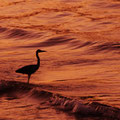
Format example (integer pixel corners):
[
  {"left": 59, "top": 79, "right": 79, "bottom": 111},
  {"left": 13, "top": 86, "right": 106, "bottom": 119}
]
[{"left": 41, "top": 50, "right": 46, "bottom": 52}]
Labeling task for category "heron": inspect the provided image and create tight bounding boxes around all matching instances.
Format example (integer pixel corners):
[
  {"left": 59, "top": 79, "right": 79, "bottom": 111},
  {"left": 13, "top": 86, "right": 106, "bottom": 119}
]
[{"left": 16, "top": 49, "right": 46, "bottom": 84}]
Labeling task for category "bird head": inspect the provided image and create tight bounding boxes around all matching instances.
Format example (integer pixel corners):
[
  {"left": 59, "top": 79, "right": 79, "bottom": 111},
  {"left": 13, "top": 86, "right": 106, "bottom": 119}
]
[{"left": 37, "top": 49, "right": 46, "bottom": 53}]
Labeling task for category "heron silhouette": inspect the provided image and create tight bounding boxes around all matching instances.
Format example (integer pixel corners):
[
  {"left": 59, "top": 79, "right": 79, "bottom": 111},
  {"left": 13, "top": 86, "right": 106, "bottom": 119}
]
[{"left": 16, "top": 49, "right": 46, "bottom": 84}]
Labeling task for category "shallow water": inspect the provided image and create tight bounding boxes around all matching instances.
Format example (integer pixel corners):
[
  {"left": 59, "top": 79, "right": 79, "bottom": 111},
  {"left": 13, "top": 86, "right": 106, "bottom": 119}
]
[{"left": 0, "top": 0, "right": 120, "bottom": 119}]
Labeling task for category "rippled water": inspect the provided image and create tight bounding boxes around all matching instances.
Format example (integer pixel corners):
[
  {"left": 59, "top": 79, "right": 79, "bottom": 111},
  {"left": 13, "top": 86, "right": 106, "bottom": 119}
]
[{"left": 0, "top": 0, "right": 120, "bottom": 119}]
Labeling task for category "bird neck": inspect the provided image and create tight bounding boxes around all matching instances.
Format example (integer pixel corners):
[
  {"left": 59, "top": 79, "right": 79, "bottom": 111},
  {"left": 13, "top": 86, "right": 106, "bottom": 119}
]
[{"left": 36, "top": 52, "right": 40, "bottom": 67}]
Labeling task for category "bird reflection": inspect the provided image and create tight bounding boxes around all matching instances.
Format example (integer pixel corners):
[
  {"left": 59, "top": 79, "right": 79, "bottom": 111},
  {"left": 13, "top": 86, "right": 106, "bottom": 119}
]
[{"left": 16, "top": 49, "right": 46, "bottom": 84}]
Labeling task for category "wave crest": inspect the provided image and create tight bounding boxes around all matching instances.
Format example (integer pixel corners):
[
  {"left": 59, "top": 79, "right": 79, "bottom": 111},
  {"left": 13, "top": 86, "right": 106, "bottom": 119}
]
[{"left": 0, "top": 80, "right": 120, "bottom": 119}]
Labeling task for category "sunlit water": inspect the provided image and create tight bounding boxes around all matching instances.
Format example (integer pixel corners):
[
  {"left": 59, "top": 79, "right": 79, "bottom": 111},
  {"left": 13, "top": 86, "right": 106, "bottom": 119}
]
[{"left": 0, "top": 0, "right": 120, "bottom": 119}]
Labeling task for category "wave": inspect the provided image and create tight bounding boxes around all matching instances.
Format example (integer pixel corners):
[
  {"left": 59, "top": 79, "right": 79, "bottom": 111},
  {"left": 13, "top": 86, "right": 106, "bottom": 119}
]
[
  {"left": 0, "top": 27, "right": 8, "bottom": 33},
  {"left": 0, "top": 27, "right": 41, "bottom": 39},
  {"left": 0, "top": 0, "right": 26, "bottom": 7},
  {"left": 0, "top": 11, "right": 43, "bottom": 20},
  {"left": 0, "top": 26, "right": 120, "bottom": 55},
  {"left": 0, "top": 80, "right": 120, "bottom": 120},
  {"left": 7, "top": 28, "right": 41, "bottom": 39},
  {"left": 21, "top": 36, "right": 74, "bottom": 48},
  {"left": 90, "top": 42, "right": 120, "bottom": 53}
]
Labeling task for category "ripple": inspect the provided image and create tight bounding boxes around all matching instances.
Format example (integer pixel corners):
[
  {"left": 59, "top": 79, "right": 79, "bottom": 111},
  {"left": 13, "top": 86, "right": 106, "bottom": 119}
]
[
  {"left": 20, "top": 36, "right": 74, "bottom": 48},
  {"left": 0, "top": 27, "right": 8, "bottom": 33},
  {"left": 6, "top": 28, "right": 41, "bottom": 39},
  {"left": 92, "top": 43, "right": 120, "bottom": 52}
]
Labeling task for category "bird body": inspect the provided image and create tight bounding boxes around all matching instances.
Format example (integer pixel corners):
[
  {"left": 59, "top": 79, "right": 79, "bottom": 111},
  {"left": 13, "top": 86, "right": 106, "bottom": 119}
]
[
  {"left": 16, "top": 49, "right": 46, "bottom": 84},
  {"left": 16, "top": 64, "right": 39, "bottom": 75}
]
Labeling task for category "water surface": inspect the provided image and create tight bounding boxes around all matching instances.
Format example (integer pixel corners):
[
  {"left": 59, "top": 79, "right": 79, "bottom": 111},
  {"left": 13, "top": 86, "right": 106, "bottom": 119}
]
[{"left": 0, "top": 0, "right": 120, "bottom": 119}]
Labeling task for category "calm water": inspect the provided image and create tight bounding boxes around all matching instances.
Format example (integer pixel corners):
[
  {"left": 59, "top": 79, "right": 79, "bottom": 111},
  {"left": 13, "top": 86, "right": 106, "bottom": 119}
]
[{"left": 0, "top": 0, "right": 120, "bottom": 119}]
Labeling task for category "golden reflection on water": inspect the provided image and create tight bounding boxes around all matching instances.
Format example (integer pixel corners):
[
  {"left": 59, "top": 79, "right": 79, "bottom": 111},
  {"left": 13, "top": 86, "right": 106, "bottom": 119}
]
[{"left": 0, "top": 0, "right": 120, "bottom": 119}]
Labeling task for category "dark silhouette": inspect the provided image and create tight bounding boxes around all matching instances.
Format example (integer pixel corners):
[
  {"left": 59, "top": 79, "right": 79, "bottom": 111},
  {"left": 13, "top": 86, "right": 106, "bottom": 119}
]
[{"left": 16, "top": 49, "right": 46, "bottom": 84}]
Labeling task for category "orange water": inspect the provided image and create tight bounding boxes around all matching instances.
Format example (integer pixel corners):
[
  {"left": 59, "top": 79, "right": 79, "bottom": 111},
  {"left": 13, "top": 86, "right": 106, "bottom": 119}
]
[{"left": 0, "top": 0, "right": 120, "bottom": 119}]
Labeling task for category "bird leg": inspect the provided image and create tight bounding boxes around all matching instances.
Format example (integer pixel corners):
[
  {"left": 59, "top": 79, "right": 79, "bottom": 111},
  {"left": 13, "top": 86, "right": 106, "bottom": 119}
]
[{"left": 27, "top": 75, "right": 31, "bottom": 84}]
